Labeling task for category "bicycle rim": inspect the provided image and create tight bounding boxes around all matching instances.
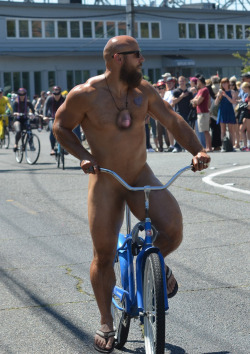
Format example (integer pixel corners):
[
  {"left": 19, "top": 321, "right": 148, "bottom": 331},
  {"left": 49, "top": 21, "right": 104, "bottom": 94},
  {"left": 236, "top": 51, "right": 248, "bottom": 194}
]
[
  {"left": 143, "top": 252, "right": 165, "bottom": 354},
  {"left": 25, "top": 133, "right": 40, "bottom": 164},
  {"left": 15, "top": 146, "right": 23, "bottom": 163},
  {"left": 111, "top": 255, "right": 130, "bottom": 349}
]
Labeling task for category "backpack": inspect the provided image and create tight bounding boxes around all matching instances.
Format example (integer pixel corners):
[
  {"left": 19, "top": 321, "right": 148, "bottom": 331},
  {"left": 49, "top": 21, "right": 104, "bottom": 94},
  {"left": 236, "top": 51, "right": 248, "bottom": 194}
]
[{"left": 222, "top": 137, "right": 234, "bottom": 152}]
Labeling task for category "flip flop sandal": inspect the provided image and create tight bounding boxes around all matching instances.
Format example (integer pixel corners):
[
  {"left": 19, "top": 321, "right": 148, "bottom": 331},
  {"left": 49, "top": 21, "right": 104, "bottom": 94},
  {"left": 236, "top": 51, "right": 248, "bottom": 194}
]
[
  {"left": 166, "top": 266, "right": 178, "bottom": 299},
  {"left": 93, "top": 330, "right": 116, "bottom": 353}
]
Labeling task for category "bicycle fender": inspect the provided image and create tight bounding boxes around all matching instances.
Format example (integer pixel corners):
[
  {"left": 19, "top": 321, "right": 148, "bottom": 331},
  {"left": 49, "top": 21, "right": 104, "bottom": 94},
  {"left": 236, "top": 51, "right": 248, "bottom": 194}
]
[
  {"left": 136, "top": 247, "right": 168, "bottom": 311},
  {"left": 116, "top": 233, "right": 129, "bottom": 291}
]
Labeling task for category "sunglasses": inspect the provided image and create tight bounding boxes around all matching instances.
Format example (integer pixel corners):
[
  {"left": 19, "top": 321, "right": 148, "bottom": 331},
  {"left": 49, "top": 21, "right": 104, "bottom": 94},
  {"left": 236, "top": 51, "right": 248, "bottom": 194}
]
[
  {"left": 53, "top": 92, "right": 61, "bottom": 95},
  {"left": 18, "top": 93, "right": 26, "bottom": 96},
  {"left": 112, "top": 50, "right": 142, "bottom": 58},
  {"left": 157, "top": 86, "right": 165, "bottom": 90}
]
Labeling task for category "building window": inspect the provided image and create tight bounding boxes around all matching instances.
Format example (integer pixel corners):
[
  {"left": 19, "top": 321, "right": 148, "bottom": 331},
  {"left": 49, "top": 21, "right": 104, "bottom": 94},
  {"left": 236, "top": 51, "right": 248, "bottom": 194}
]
[
  {"left": 141, "top": 23, "right": 149, "bottom": 38},
  {"left": 107, "top": 21, "right": 115, "bottom": 38},
  {"left": 236, "top": 25, "right": 243, "bottom": 39},
  {"left": 227, "top": 25, "right": 234, "bottom": 39},
  {"left": 3, "top": 73, "right": 11, "bottom": 94},
  {"left": 7, "top": 20, "right": 16, "bottom": 37},
  {"left": 151, "top": 23, "right": 160, "bottom": 38},
  {"left": 32, "top": 21, "right": 42, "bottom": 38},
  {"left": 13, "top": 72, "right": 21, "bottom": 92},
  {"left": 83, "top": 70, "right": 90, "bottom": 83},
  {"left": 34, "top": 72, "right": 42, "bottom": 95},
  {"left": 208, "top": 24, "right": 215, "bottom": 39},
  {"left": 83, "top": 21, "right": 92, "bottom": 38},
  {"left": 118, "top": 22, "right": 126, "bottom": 36},
  {"left": 58, "top": 21, "right": 68, "bottom": 38},
  {"left": 70, "top": 21, "right": 80, "bottom": 38},
  {"left": 217, "top": 24, "right": 225, "bottom": 39},
  {"left": 22, "top": 72, "right": 30, "bottom": 94},
  {"left": 179, "top": 23, "right": 186, "bottom": 38},
  {"left": 245, "top": 25, "right": 250, "bottom": 39},
  {"left": 19, "top": 20, "right": 29, "bottom": 38},
  {"left": 198, "top": 24, "right": 206, "bottom": 39},
  {"left": 188, "top": 23, "right": 196, "bottom": 38},
  {"left": 67, "top": 71, "right": 74, "bottom": 91},
  {"left": 48, "top": 71, "right": 55, "bottom": 89},
  {"left": 45, "top": 21, "right": 55, "bottom": 38},
  {"left": 95, "top": 21, "right": 104, "bottom": 38}
]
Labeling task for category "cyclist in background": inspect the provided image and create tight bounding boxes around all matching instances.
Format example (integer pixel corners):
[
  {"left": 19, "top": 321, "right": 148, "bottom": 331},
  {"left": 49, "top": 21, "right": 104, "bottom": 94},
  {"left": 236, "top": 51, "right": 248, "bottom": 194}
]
[
  {"left": 0, "top": 88, "right": 13, "bottom": 139},
  {"left": 43, "top": 86, "right": 65, "bottom": 155},
  {"left": 13, "top": 88, "right": 35, "bottom": 152}
]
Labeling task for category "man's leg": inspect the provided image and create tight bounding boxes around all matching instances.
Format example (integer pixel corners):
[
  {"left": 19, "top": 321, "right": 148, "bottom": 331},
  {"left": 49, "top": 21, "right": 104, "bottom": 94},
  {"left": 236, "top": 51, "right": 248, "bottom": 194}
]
[
  {"left": 126, "top": 164, "right": 183, "bottom": 295},
  {"left": 13, "top": 121, "right": 21, "bottom": 148},
  {"left": 88, "top": 176, "right": 125, "bottom": 351}
]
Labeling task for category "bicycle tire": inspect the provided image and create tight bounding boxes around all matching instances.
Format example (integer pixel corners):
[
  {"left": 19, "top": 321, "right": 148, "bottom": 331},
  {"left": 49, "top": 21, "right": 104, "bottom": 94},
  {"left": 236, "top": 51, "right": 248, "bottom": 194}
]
[
  {"left": 25, "top": 133, "right": 40, "bottom": 165},
  {"left": 111, "top": 254, "right": 131, "bottom": 349},
  {"left": 61, "top": 148, "right": 65, "bottom": 170},
  {"left": 4, "top": 127, "right": 10, "bottom": 149},
  {"left": 143, "top": 252, "right": 165, "bottom": 354},
  {"left": 15, "top": 146, "right": 23, "bottom": 163}
]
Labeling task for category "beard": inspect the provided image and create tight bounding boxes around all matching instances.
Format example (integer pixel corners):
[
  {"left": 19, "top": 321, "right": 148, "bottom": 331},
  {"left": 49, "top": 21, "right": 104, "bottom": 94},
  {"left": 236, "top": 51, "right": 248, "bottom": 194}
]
[{"left": 120, "top": 59, "right": 143, "bottom": 88}]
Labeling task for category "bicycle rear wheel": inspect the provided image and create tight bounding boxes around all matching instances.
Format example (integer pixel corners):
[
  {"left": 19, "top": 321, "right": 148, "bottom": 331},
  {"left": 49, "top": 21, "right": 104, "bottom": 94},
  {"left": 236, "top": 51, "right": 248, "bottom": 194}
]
[
  {"left": 25, "top": 133, "right": 40, "bottom": 164},
  {"left": 111, "top": 254, "right": 130, "bottom": 349},
  {"left": 143, "top": 252, "right": 165, "bottom": 354}
]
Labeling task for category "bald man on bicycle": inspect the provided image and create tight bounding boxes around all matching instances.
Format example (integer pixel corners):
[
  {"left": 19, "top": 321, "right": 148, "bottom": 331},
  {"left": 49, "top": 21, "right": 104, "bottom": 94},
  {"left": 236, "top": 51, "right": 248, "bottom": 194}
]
[{"left": 54, "top": 35, "right": 210, "bottom": 353}]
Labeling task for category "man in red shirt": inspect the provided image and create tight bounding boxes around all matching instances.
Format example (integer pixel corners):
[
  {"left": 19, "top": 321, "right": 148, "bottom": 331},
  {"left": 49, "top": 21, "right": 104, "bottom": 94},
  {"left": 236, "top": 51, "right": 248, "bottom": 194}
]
[{"left": 191, "top": 75, "right": 212, "bottom": 152}]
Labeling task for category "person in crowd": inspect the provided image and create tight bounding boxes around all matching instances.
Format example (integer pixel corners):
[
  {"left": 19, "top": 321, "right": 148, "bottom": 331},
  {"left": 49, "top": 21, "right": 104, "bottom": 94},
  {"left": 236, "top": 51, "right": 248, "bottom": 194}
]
[
  {"left": 215, "top": 77, "right": 237, "bottom": 151},
  {"left": 172, "top": 76, "right": 193, "bottom": 152},
  {"left": 229, "top": 78, "right": 240, "bottom": 148},
  {"left": 145, "top": 114, "right": 155, "bottom": 152},
  {"left": 239, "top": 82, "right": 250, "bottom": 151},
  {"left": 13, "top": 88, "right": 35, "bottom": 151},
  {"left": 189, "top": 77, "right": 198, "bottom": 95},
  {"left": 43, "top": 86, "right": 65, "bottom": 155},
  {"left": 161, "top": 72, "right": 172, "bottom": 83},
  {"left": 156, "top": 80, "right": 169, "bottom": 151},
  {"left": 238, "top": 72, "right": 250, "bottom": 101},
  {"left": 32, "top": 94, "right": 39, "bottom": 107},
  {"left": 207, "top": 81, "right": 221, "bottom": 151},
  {"left": 0, "top": 88, "right": 13, "bottom": 139},
  {"left": 163, "top": 77, "right": 176, "bottom": 152},
  {"left": 191, "top": 75, "right": 212, "bottom": 152},
  {"left": 53, "top": 35, "right": 210, "bottom": 353},
  {"left": 35, "top": 91, "right": 47, "bottom": 131}
]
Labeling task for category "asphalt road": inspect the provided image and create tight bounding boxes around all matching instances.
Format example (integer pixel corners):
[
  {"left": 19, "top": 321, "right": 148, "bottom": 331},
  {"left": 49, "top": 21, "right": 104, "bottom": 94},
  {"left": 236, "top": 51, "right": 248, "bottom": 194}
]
[{"left": 0, "top": 130, "right": 249, "bottom": 354}]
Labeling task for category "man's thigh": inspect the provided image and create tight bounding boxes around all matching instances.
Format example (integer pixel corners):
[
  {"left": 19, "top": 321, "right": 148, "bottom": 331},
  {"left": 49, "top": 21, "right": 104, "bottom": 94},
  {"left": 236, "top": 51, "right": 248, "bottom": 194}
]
[
  {"left": 88, "top": 177, "right": 126, "bottom": 256},
  {"left": 126, "top": 164, "right": 182, "bottom": 234}
]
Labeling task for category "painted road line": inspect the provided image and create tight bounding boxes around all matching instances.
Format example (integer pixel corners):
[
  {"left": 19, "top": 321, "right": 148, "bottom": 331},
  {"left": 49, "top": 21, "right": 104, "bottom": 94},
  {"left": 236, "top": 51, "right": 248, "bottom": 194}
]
[
  {"left": 6, "top": 200, "right": 37, "bottom": 215},
  {"left": 203, "top": 165, "right": 250, "bottom": 195}
]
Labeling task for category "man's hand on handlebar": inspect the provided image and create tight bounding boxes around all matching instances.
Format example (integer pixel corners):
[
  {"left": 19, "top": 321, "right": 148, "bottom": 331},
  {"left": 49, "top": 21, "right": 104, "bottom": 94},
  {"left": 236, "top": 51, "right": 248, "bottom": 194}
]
[
  {"left": 192, "top": 150, "right": 211, "bottom": 172},
  {"left": 80, "top": 160, "right": 100, "bottom": 174}
]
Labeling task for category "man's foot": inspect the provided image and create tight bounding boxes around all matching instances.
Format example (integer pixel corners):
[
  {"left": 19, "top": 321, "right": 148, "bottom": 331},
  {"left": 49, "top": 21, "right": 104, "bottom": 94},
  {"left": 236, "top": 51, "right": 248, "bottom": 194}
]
[
  {"left": 50, "top": 150, "right": 56, "bottom": 155},
  {"left": 166, "top": 266, "right": 178, "bottom": 299},
  {"left": 94, "top": 325, "right": 115, "bottom": 353},
  {"left": 13, "top": 145, "right": 18, "bottom": 152}
]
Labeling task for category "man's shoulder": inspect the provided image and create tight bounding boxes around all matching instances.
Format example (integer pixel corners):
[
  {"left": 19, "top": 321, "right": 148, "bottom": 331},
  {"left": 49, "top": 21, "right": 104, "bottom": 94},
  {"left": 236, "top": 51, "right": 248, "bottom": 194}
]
[{"left": 173, "top": 88, "right": 181, "bottom": 97}]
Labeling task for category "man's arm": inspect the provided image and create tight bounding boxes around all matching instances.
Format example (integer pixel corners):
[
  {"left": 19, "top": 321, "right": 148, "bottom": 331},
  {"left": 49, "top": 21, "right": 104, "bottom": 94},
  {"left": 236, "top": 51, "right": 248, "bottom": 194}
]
[
  {"left": 6, "top": 98, "right": 13, "bottom": 113},
  {"left": 53, "top": 85, "right": 99, "bottom": 174},
  {"left": 146, "top": 83, "right": 210, "bottom": 171}
]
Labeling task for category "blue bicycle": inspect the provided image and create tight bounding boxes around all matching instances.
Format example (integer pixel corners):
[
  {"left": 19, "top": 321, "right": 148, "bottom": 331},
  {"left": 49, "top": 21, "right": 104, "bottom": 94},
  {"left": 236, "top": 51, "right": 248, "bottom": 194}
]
[{"left": 99, "top": 165, "right": 192, "bottom": 353}]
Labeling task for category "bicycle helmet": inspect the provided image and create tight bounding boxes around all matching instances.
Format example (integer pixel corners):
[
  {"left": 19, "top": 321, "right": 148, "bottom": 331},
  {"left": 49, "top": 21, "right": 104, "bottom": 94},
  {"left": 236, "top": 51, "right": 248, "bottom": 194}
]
[{"left": 17, "top": 88, "right": 27, "bottom": 96}]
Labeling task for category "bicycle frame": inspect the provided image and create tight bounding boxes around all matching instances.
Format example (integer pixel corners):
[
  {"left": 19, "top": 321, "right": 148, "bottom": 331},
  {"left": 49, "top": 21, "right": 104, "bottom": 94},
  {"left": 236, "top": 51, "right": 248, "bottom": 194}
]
[{"left": 101, "top": 165, "right": 192, "bottom": 316}]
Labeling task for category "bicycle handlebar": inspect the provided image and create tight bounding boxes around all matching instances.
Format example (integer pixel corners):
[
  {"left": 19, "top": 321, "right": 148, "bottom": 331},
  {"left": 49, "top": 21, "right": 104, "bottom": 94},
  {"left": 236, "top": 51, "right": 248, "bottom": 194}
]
[{"left": 99, "top": 165, "right": 192, "bottom": 192}]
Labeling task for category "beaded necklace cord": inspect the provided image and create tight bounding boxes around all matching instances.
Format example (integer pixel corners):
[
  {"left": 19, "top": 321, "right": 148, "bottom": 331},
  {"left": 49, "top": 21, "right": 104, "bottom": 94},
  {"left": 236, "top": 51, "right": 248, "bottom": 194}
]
[{"left": 105, "top": 76, "right": 129, "bottom": 111}]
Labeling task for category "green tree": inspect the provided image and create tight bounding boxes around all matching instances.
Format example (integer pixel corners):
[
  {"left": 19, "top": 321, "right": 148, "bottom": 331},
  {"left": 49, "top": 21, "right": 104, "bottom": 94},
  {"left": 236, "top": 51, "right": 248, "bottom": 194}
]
[{"left": 233, "top": 43, "right": 250, "bottom": 73}]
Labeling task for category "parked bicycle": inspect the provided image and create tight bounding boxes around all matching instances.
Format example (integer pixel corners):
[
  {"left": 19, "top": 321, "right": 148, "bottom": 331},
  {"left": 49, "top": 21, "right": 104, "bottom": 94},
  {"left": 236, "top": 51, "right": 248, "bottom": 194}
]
[
  {"left": 97, "top": 165, "right": 192, "bottom": 354},
  {"left": 0, "top": 113, "right": 10, "bottom": 149},
  {"left": 14, "top": 113, "right": 40, "bottom": 165}
]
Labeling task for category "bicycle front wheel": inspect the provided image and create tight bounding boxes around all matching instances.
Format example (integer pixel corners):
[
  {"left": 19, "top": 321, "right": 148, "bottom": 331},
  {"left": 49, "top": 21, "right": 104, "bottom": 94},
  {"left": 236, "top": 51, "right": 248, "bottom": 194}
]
[
  {"left": 111, "top": 254, "right": 130, "bottom": 349},
  {"left": 15, "top": 146, "right": 23, "bottom": 163},
  {"left": 143, "top": 252, "right": 165, "bottom": 354},
  {"left": 25, "top": 133, "right": 40, "bottom": 164},
  {"left": 3, "top": 127, "right": 10, "bottom": 149}
]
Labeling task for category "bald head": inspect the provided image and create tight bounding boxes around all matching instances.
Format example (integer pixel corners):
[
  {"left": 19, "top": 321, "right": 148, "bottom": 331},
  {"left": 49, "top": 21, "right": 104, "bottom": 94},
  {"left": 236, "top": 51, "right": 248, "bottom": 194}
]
[{"left": 103, "top": 35, "right": 139, "bottom": 63}]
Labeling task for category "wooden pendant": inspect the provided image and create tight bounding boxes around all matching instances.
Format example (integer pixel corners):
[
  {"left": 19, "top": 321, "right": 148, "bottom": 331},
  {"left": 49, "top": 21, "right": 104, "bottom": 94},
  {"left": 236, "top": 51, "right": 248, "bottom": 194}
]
[{"left": 117, "top": 109, "right": 132, "bottom": 129}]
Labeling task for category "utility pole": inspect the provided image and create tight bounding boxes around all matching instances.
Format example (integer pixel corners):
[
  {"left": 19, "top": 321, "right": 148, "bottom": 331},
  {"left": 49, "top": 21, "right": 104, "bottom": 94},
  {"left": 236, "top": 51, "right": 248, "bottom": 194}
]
[{"left": 126, "top": 0, "right": 135, "bottom": 37}]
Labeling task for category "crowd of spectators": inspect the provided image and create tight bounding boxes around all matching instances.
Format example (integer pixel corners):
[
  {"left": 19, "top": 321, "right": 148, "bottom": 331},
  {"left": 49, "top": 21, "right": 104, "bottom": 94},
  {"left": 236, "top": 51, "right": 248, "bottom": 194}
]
[{"left": 146, "top": 71, "right": 250, "bottom": 153}]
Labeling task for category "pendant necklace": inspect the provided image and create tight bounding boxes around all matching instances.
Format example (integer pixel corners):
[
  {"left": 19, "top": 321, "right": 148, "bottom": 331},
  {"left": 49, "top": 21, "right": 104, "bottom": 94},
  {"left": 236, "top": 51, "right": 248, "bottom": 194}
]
[{"left": 105, "top": 75, "right": 132, "bottom": 129}]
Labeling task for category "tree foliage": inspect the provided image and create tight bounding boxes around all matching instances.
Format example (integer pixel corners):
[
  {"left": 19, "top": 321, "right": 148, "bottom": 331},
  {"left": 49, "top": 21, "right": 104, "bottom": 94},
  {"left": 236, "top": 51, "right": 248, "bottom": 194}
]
[{"left": 233, "top": 43, "right": 250, "bottom": 73}]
